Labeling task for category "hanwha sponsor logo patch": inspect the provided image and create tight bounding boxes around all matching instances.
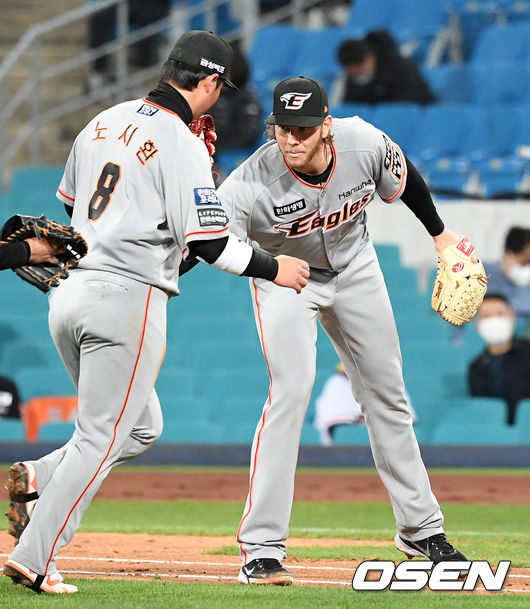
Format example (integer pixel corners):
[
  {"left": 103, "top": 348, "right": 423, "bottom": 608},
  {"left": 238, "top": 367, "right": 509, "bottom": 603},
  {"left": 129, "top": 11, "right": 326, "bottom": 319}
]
[{"left": 452, "top": 262, "right": 464, "bottom": 272}]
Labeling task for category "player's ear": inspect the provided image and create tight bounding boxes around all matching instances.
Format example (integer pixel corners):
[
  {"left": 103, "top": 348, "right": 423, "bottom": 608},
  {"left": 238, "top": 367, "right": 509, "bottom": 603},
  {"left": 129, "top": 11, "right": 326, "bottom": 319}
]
[
  {"left": 321, "top": 115, "right": 332, "bottom": 139},
  {"left": 204, "top": 74, "right": 221, "bottom": 94}
]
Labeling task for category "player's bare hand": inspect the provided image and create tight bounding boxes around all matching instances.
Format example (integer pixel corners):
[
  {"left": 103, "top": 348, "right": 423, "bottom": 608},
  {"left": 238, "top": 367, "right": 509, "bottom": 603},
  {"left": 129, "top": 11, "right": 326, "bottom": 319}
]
[
  {"left": 274, "top": 255, "right": 310, "bottom": 293},
  {"left": 26, "top": 237, "right": 66, "bottom": 264},
  {"left": 433, "top": 228, "right": 479, "bottom": 263}
]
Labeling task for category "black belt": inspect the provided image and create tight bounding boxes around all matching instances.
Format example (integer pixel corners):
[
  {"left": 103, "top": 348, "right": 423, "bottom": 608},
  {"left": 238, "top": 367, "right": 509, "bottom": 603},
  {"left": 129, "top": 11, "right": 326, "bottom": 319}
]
[{"left": 310, "top": 267, "right": 338, "bottom": 277}]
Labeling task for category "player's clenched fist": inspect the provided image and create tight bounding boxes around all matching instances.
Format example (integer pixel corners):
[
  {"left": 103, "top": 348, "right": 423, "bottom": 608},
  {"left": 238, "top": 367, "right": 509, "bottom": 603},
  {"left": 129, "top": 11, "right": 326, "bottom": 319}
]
[{"left": 273, "top": 255, "right": 310, "bottom": 293}]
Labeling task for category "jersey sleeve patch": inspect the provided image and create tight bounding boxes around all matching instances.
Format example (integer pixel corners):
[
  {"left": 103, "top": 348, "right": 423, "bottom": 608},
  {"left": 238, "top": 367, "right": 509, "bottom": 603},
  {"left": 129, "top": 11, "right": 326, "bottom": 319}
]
[
  {"left": 382, "top": 134, "right": 404, "bottom": 181},
  {"left": 194, "top": 187, "right": 221, "bottom": 206},
  {"left": 197, "top": 208, "right": 228, "bottom": 227}
]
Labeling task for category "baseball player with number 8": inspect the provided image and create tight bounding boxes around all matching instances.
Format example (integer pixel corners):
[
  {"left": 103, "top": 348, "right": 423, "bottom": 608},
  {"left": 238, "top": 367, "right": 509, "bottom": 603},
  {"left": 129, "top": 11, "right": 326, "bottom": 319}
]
[
  {"left": 2, "top": 32, "right": 309, "bottom": 594},
  {"left": 217, "top": 77, "right": 487, "bottom": 585}
]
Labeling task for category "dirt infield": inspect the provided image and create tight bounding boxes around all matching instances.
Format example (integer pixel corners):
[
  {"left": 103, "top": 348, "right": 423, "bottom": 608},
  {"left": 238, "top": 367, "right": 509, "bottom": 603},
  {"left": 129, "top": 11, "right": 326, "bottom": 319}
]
[
  {"left": 90, "top": 470, "right": 530, "bottom": 504},
  {"left": 1, "top": 471, "right": 529, "bottom": 592},
  {"left": 0, "top": 531, "right": 528, "bottom": 593}
]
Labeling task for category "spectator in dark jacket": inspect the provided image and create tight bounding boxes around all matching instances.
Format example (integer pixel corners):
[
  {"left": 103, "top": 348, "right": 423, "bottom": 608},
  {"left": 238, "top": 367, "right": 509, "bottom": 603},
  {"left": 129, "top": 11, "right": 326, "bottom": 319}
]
[
  {"left": 209, "top": 46, "right": 262, "bottom": 155},
  {"left": 468, "top": 293, "right": 530, "bottom": 425},
  {"left": 486, "top": 226, "right": 530, "bottom": 336},
  {"left": 336, "top": 29, "right": 436, "bottom": 105}
]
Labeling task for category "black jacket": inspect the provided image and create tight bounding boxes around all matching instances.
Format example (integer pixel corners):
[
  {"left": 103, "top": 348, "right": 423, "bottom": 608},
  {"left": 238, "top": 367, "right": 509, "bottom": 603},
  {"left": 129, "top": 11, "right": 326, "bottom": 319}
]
[
  {"left": 343, "top": 53, "right": 436, "bottom": 105},
  {"left": 468, "top": 338, "right": 530, "bottom": 425}
]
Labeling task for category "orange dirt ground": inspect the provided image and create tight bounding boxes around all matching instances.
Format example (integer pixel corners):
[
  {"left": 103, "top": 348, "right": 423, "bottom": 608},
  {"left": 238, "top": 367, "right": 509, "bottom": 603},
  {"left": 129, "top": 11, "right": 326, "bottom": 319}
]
[{"left": 1, "top": 470, "right": 529, "bottom": 593}]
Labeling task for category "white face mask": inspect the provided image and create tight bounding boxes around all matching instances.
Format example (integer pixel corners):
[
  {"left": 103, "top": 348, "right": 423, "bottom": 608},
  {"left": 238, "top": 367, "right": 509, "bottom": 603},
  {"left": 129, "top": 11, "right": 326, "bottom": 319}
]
[
  {"left": 505, "top": 263, "right": 530, "bottom": 287},
  {"left": 476, "top": 316, "right": 515, "bottom": 346},
  {"left": 351, "top": 70, "right": 375, "bottom": 86}
]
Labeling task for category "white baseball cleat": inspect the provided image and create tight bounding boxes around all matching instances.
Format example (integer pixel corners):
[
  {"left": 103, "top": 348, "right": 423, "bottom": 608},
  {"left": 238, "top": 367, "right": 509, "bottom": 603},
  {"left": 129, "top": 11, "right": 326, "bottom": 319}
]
[{"left": 3, "top": 559, "right": 78, "bottom": 594}]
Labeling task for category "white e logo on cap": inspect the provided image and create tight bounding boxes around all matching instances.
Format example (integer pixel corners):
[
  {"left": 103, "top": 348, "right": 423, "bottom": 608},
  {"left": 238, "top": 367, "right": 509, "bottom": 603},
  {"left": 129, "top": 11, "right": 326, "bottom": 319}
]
[{"left": 280, "top": 92, "right": 312, "bottom": 110}]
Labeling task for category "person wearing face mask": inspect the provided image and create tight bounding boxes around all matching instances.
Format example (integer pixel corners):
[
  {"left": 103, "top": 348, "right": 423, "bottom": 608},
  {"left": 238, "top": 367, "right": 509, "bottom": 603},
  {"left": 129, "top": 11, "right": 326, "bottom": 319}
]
[
  {"left": 486, "top": 227, "right": 530, "bottom": 336},
  {"left": 335, "top": 30, "right": 436, "bottom": 106},
  {"left": 468, "top": 293, "right": 530, "bottom": 425}
]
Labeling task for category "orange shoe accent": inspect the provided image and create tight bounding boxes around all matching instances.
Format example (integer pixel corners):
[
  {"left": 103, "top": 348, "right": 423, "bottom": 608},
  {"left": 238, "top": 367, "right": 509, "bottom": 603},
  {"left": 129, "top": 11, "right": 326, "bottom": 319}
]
[{"left": 3, "top": 559, "right": 78, "bottom": 594}]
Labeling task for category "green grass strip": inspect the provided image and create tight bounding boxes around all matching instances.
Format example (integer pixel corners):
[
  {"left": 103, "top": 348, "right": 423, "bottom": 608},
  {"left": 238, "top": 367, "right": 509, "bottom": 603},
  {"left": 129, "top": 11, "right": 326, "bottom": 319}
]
[{"left": 0, "top": 578, "right": 527, "bottom": 609}]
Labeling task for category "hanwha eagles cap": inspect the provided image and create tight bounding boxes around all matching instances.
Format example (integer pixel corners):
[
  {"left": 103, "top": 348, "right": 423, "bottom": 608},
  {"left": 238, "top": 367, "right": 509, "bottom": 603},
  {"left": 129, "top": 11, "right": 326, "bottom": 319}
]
[
  {"left": 266, "top": 76, "right": 328, "bottom": 127},
  {"left": 168, "top": 30, "right": 238, "bottom": 89}
]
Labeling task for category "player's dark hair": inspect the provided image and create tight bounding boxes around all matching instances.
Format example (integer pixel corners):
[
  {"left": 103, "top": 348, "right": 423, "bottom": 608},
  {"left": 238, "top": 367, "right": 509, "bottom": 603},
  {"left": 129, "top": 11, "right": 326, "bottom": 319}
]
[
  {"left": 160, "top": 59, "right": 223, "bottom": 90},
  {"left": 338, "top": 39, "right": 371, "bottom": 67},
  {"left": 266, "top": 124, "right": 334, "bottom": 145},
  {"left": 504, "top": 226, "right": 530, "bottom": 254},
  {"left": 482, "top": 292, "right": 512, "bottom": 307}
]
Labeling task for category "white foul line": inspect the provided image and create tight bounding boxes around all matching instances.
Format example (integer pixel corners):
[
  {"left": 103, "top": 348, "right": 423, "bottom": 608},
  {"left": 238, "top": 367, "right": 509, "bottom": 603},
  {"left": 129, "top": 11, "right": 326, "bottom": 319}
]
[{"left": 2, "top": 552, "right": 528, "bottom": 581}]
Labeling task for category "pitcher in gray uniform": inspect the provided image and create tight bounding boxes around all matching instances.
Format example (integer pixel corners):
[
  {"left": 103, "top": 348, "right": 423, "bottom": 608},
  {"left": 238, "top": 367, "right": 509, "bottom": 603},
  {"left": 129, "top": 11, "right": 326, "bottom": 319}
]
[
  {"left": 217, "top": 77, "right": 470, "bottom": 585},
  {"left": 3, "top": 33, "right": 309, "bottom": 595}
]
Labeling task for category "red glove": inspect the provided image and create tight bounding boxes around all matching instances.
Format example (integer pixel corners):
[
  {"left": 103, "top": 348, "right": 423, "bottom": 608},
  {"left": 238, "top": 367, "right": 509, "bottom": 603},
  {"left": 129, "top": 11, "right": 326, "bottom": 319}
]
[{"left": 189, "top": 114, "right": 217, "bottom": 166}]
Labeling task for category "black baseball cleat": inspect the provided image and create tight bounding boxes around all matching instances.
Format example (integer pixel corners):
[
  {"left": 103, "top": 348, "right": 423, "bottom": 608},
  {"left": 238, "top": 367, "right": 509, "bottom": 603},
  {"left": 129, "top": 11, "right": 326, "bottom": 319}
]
[
  {"left": 395, "top": 532, "right": 467, "bottom": 563},
  {"left": 238, "top": 558, "right": 293, "bottom": 585}
]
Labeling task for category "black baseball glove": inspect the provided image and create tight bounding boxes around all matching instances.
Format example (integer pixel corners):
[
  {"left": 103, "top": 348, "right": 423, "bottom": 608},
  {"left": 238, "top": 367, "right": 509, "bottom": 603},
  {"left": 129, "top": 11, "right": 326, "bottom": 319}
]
[{"left": 0, "top": 214, "right": 88, "bottom": 293}]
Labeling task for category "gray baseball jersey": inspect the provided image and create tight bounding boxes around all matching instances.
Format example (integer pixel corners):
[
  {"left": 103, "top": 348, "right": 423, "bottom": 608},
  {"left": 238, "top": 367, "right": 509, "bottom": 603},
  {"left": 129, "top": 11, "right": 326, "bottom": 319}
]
[
  {"left": 57, "top": 98, "right": 229, "bottom": 296},
  {"left": 220, "top": 117, "right": 406, "bottom": 270},
  {"left": 218, "top": 117, "right": 444, "bottom": 566},
  {"left": 10, "top": 96, "right": 230, "bottom": 579}
]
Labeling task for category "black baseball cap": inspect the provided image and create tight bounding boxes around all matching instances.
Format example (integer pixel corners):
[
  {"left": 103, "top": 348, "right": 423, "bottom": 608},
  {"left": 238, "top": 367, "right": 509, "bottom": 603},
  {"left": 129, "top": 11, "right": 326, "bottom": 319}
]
[
  {"left": 168, "top": 30, "right": 238, "bottom": 89},
  {"left": 266, "top": 76, "right": 329, "bottom": 127}
]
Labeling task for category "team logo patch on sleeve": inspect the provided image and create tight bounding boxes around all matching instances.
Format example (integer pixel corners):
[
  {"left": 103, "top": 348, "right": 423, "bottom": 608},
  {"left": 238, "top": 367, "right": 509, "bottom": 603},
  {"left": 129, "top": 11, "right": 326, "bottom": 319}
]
[
  {"left": 194, "top": 187, "right": 221, "bottom": 206},
  {"left": 137, "top": 103, "right": 159, "bottom": 116},
  {"left": 197, "top": 208, "right": 228, "bottom": 227},
  {"left": 382, "top": 134, "right": 403, "bottom": 181}
]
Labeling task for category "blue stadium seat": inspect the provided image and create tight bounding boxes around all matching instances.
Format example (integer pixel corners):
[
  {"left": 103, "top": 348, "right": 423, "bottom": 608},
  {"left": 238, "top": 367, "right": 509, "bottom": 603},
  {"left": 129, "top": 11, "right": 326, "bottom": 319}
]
[
  {"left": 470, "top": 63, "right": 530, "bottom": 104},
  {"left": 500, "top": 0, "right": 530, "bottom": 23},
  {"left": 210, "top": 395, "right": 265, "bottom": 425},
  {"left": 192, "top": 339, "right": 263, "bottom": 371},
  {"left": 9, "top": 167, "right": 66, "bottom": 218},
  {"left": 431, "top": 421, "right": 520, "bottom": 444},
  {"left": 330, "top": 103, "right": 373, "bottom": 122},
  {"left": 300, "top": 423, "right": 321, "bottom": 445},
  {"left": 0, "top": 419, "right": 25, "bottom": 442},
  {"left": 407, "top": 104, "right": 473, "bottom": 164},
  {"left": 389, "top": 1, "right": 448, "bottom": 50},
  {"left": 471, "top": 23, "right": 530, "bottom": 65},
  {"left": 159, "top": 420, "right": 224, "bottom": 443},
  {"left": 216, "top": 147, "right": 258, "bottom": 177},
  {"left": 515, "top": 399, "right": 530, "bottom": 442},
  {"left": 207, "top": 367, "right": 269, "bottom": 401},
  {"left": 332, "top": 423, "right": 370, "bottom": 445},
  {"left": 374, "top": 244, "right": 401, "bottom": 268},
  {"left": 38, "top": 422, "right": 75, "bottom": 443},
  {"left": 447, "top": 1, "right": 505, "bottom": 59},
  {"left": 478, "top": 166, "right": 525, "bottom": 198},
  {"left": 421, "top": 64, "right": 471, "bottom": 103},
  {"left": 6, "top": 341, "right": 63, "bottom": 375},
  {"left": 172, "top": 312, "right": 256, "bottom": 344},
  {"left": 13, "top": 368, "right": 75, "bottom": 402},
  {"left": 248, "top": 25, "right": 303, "bottom": 97},
  {"left": 461, "top": 105, "right": 521, "bottom": 164},
  {"left": 344, "top": 0, "right": 395, "bottom": 37},
  {"left": 155, "top": 367, "right": 196, "bottom": 404},
  {"left": 290, "top": 27, "right": 350, "bottom": 90},
  {"left": 370, "top": 103, "right": 424, "bottom": 155}
]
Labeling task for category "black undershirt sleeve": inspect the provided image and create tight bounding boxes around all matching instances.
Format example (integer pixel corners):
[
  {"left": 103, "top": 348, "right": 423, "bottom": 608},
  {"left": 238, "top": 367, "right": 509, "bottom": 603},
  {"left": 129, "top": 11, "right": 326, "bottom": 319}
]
[
  {"left": 181, "top": 237, "right": 278, "bottom": 281},
  {"left": 400, "top": 156, "right": 445, "bottom": 237},
  {"left": 64, "top": 204, "right": 73, "bottom": 218},
  {"left": 0, "top": 241, "right": 30, "bottom": 271}
]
